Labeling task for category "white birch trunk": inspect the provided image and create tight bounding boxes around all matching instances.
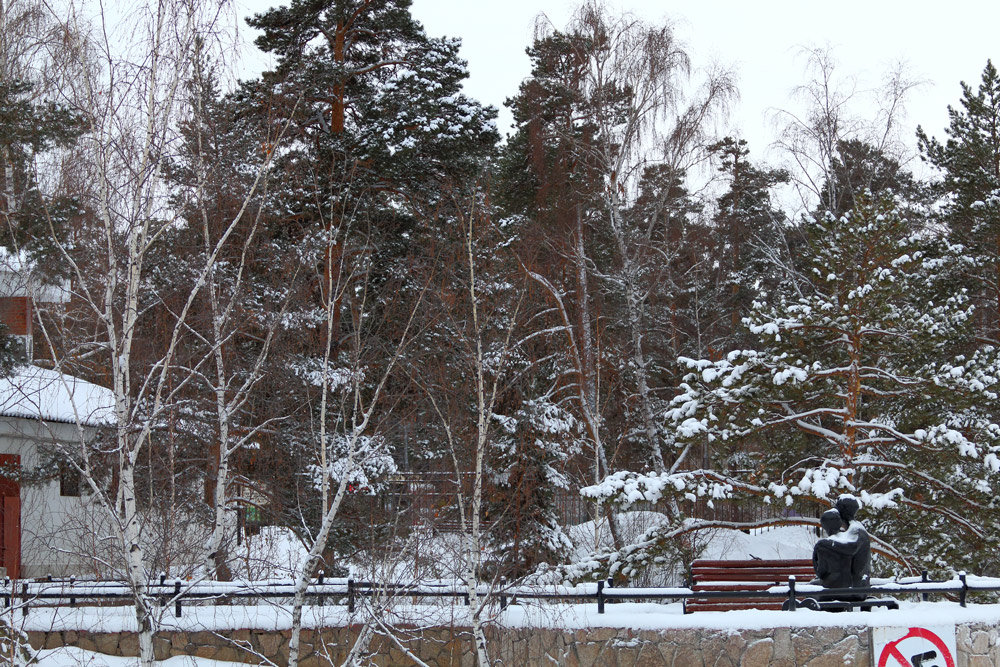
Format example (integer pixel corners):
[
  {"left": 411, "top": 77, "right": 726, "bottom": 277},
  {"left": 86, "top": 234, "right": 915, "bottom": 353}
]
[
  {"left": 572, "top": 209, "right": 622, "bottom": 551},
  {"left": 464, "top": 211, "right": 491, "bottom": 667}
]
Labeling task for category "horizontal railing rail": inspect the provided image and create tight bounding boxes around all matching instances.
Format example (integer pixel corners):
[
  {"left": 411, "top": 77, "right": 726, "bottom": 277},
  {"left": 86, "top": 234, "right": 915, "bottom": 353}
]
[{"left": 0, "top": 571, "right": 990, "bottom": 616}]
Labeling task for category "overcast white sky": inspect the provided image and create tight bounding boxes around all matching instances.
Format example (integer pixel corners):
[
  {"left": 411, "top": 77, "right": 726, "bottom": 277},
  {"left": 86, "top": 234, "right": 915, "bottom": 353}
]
[{"left": 236, "top": 0, "right": 1000, "bottom": 167}]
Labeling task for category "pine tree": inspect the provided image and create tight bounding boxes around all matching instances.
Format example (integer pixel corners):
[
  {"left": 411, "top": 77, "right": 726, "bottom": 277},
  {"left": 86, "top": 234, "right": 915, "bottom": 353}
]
[
  {"left": 584, "top": 195, "right": 1000, "bottom": 577},
  {"left": 919, "top": 60, "right": 1000, "bottom": 341},
  {"left": 486, "top": 386, "right": 579, "bottom": 578},
  {"left": 706, "top": 137, "right": 789, "bottom": 350},
  {"left": 817, "top": 139, "right": 928, "bottom": 220},
  {"left": 217, "top": 0, "right": 500, "bottom": 548},
  {"left": 497, "top": 4, "right": 731, "bottom": 479},
  {"left": 0, "top": 78, "right": 83, "bottom": 261}
]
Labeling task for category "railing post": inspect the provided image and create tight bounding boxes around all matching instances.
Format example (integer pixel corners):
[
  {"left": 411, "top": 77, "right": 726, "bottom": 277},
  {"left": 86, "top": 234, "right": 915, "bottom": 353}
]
[
  {"left": 174, "top": 580, "right": 182, "bottom": 618},
  {"left": 597, "top": 580, "right": 605, "bottom": 614},
  {"left": 347, "top": 579, "right": 355, "bottom": 613},
  {"left": 318, "top": 571, "right": 325, "bottom": 607},
  {"left": 499, "top": 577, "right": 507, "bottom": 610},
  {"left": 787, "top": 576, "right": 797, "bottom": 611},
  {"left": 921, "top": 570, "right": 928, "bottom": 602},
  {"left": 21, "top": 583, "right": 28, "bottom": 617},
  {"left": 959, "top": 571, "right": 968, "bottom": 608}
]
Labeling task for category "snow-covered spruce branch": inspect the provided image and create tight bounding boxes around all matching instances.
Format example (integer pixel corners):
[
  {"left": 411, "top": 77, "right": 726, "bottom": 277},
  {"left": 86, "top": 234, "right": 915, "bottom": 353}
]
[
  {"left": 581, "top": 468, "right": 764, "bottom": 507},
  {"left": 781, "top": 458, "right": 992, "bottom": 517},
  {"left": 540, "top": 517, "right": 806, "bottom": 583},
  {"left": 893, "top": 497, "right": 986, "bottom": 540}
]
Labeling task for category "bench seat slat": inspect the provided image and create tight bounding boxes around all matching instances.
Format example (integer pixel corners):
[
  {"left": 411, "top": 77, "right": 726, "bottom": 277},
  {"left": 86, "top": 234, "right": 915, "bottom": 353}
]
[
  {"left": 693, "top": 571, "right": 813, "bottom": 581},
  {"left": 691, "top": 583, "right": 787, "bottom": 592},
  {"left": 684, "top": 601, "right": 787, "bottom": 612}
]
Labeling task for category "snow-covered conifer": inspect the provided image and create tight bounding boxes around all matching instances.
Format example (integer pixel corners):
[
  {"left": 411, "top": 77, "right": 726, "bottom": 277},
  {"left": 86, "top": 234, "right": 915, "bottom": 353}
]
[{"left": 586, "top": 194, "right": 1000, "bottom": 576}]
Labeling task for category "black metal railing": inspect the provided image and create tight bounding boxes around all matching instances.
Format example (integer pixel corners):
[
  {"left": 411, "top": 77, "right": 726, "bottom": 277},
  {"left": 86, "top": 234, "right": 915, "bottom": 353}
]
[{"left": 0, "top": 571, "right": 990, "bottom": 617}]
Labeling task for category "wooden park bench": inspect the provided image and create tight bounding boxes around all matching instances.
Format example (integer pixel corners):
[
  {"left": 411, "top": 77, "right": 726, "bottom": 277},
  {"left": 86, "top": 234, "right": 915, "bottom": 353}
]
[
  {"left": 684, "top": 558, "right": 816, "bottom": 613},
  {"left": 684, "top": 558, "right": 899, "bottom": 613}
]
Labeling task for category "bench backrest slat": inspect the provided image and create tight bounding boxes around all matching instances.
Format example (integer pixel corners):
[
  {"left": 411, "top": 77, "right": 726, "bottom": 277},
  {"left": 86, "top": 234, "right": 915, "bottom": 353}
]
[
  {"left": 692, "top": 558, "right": 812, "bottom": 569},
  {"left": 685, "top": 558, "right": 814, "bottom": 613}
]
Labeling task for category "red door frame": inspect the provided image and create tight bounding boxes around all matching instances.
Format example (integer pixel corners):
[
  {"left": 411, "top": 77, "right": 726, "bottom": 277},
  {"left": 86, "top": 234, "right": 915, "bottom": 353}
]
[{"left": 0, "top": 454, "right": 21, "bottom": 579}]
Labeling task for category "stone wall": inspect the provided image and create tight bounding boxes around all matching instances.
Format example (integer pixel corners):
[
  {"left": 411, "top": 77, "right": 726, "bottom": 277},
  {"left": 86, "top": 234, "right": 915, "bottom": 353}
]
[{"left": 25, "top": 621, "right": 1000, "bottom": 665}]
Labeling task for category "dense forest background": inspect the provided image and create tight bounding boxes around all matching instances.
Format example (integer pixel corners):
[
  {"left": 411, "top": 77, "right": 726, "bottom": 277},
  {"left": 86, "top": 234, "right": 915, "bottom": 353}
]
[{"left": 4, "top": 0, "right": 1000, "bottom": 625}]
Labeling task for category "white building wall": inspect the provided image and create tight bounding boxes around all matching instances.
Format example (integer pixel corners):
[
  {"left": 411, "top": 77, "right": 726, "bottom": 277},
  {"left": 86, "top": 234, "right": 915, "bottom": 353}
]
[{"left": 0, "top": 419, "right": 105, "bottom": 578}]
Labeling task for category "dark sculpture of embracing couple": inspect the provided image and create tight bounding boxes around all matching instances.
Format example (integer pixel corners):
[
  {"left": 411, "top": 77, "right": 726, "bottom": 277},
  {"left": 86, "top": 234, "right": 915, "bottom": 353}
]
[{"left": 811, "top": 495, "right": 871, "bottom": 599}]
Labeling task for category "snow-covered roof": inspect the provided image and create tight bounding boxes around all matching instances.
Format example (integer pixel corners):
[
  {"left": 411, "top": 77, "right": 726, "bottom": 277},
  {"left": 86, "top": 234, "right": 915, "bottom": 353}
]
[{"left": 0, "top": 366, "right": 115, "bottom": 427}]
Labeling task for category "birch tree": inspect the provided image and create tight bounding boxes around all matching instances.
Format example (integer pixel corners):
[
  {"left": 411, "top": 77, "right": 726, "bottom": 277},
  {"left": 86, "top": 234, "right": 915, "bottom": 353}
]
[
  {"left": 503, "top": 2, "right": 733, "bottom": 480},
  {"left": 160, "top": 53, "right": 301, "bottom": 580},
  {"left": 24, "top": 1, "right": 290, "bottom": 663},
  {"left": 283, "top": 195, "right": 424, "bottom": 667},
  {"left": 408, "top": 185, "right": 532, "bottom": 665},
  {"left": 774, "top": 46, "right": 920, "bottom": 216},
  {"left": 559, "top": 3, "right": 733, "bottom": 473}
]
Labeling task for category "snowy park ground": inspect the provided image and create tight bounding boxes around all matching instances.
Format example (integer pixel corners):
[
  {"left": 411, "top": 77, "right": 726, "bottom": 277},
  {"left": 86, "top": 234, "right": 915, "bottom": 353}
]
[
  {"left": 17, "top": 598, "right": 1000, "bottom": 635},
  {"left": 33, "top": 651, "right": 242, "bottom": 666}
]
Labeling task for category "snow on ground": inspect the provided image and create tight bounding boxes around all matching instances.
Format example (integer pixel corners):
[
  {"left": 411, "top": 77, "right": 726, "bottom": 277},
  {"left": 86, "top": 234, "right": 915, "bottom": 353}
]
[
  {"left": 230, "top": 526, "right": 472, "bottom": 583},
  {"left": 698, "top": 525, "right": 817, "bottom": 560},
  {"left": 564, "top": 512, "right": 817, "bottom": 585},
  {"left": 230, "top": 527, "right": 308, "bottom": 580},
  {"left": 566, "top": 512, "right": 817, "bottom": 562},
  {"left": 15, "top": 599, "right": 1000, "bottom": 636},
  {"left": 565, "top": 511, "right": 671, "bottom": 558},
  {"left": 191, "top": 514, "right": 819, "bottom": 586},
  {"left": 35, "top": 647, "right": 244, "bottom": 666}
]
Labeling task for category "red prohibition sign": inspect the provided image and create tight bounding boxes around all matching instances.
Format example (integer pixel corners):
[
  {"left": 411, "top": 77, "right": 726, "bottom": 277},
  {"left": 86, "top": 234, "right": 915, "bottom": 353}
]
[{"left": 877, "top": 627, "right": 956, "bottom": 667}]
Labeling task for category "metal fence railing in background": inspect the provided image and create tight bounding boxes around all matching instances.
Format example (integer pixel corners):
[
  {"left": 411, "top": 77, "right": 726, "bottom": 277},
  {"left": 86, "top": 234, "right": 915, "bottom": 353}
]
[{"left": 0, "top": 571, "right": 995, "bottom": 617}]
